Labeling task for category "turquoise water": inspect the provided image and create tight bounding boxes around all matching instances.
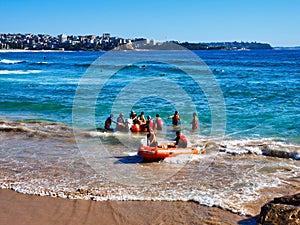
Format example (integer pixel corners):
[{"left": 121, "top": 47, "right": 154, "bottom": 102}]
[
  {"left": 0, "top": 50, "right": 299, "bottom": 216},
  {"left": 0, "top": 50, "right": 299, "bottom": 143}
]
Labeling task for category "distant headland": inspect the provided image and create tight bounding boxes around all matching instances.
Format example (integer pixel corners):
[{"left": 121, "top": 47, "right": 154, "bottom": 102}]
[{"left": 0, "top": 33, "right": 273, "bottom": 51}]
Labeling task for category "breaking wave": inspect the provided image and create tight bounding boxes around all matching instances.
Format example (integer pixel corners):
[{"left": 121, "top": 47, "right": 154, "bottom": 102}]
[
  {"left": 0, "top": 70, "right": 42, "bottom": 75},
  {"left": 0, "top": 59, "right": 25, "bottom": 64}
]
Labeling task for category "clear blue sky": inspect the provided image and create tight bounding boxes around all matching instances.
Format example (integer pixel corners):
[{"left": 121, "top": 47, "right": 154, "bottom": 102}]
[{"left": 2, "top": 0, "right": 300, "bottom": 46}]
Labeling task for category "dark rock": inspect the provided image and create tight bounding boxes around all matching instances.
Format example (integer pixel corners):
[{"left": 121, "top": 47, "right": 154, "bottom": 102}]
[
  {"left": 257, "top": 193, "right": 300, "bottom": 225},
  {"left": 272, "top": 193, "right": 300, "bottom": 206}
]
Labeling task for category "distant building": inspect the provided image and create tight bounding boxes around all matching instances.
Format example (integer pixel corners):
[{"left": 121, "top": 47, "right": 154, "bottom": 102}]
[
  {"left": 150, "top": 39, "right": 156, "bottom": 45},
  {"left": 58, "top": 34, "right": 68, "bottom": 43},
  {"left": 132, "top": 38, "right": 149, "bottom": 48},
  {"left": 78, "top": 36, "right": 87, "bottom": 43},
  {"left": 103, "top": 33, "right": 110, "bottom": 39}
]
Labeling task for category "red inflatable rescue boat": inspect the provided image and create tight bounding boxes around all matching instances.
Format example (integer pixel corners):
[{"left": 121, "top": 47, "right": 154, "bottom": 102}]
[
  {"left": 138, "top": 144, "right": 203, "bottom": 161},
  {"left": 131, "top": 124, "right": 148, "bottom": 132}
]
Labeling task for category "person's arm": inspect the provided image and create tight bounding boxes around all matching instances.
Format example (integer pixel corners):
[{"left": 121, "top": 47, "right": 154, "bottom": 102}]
[
  {"left": 111, "top": 119, "right": 118, "bottom": 124},
  {"left": 150, "top": 134, "right": 157, "bottom": 145},
  {"left": 117, "top": 118, "right": 125, "bottom": 127},
  {"left": 149, "top": 139, "right": 153, "bottom": 145},
  {"left": 147, "top": 134, "right": 151, "bottom": 146},
  {"left": 174, "top": 136, "right": 179, "bottom": 145}
]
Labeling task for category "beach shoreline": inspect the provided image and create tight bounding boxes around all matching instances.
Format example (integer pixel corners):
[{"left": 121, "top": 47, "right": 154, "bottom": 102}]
[
  {"left": 0, "top": 50, "right": 299, "bottom": 224},
  {"left": 0, "top": 189, "right": 254, "bottom": 225}
]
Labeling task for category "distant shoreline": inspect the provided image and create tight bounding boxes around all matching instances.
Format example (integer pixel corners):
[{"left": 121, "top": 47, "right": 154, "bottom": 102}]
[
  {"left": 0, "top": 49, "right": 67, "bottom": 53},
  {"left": 0, "top": 33, "right": 273, "bottom": 51},
  {"left": 2, "top": 46, "right": 299, "bottom": 53},
  {"left": 0, "top": 48, "right": 276, "bottom": 53},
  {"left": 1, "top": 48, "right": 299, "bottom": 53}
]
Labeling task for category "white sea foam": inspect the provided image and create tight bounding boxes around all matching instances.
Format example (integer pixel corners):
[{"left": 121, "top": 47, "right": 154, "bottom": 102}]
[
  {"left": 88, "top": 131, "right": 132, "bottom": 138},
  {"left": 0, "top": 150, "right": 297, "bottom": 216},
  {"left": 1, "top": 119, "right": 299, "bottom": 217},
  {"left": 0, "top": 184, "right": 264, "bottom": 216},
  {"left": 0, "top": 70, "right": 42, "bottom": 75},
  {"left": 0, "top": 59, "right": 25, "bottom": 64},
  {"left": 124, "top": 152, "right": 138, "bottom": 156},
  {"left": 88, "top": 131, "right": 112, "bottom": 137},
  {"left": 163, "top": 154, "right": 200, "bottom": 164},
  {"left": 35, "top": 61, "right": 48, "bottom": 64},
  {"left": 218, "top": 138, "right": 300, "bottom": 160},
  {"left": 0, "top": 123, "right": 32, "bottom": 132}
]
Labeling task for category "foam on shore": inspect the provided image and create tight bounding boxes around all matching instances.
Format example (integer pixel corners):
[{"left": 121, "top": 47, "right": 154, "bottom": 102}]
[{"left": 0, "top": 118, "right": 299, "bottom": 216}]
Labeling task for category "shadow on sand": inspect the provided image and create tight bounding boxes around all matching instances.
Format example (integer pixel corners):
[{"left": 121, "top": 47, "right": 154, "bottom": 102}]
[
  {"left": 113, "top": 155, "right": 144, "bottom": 164},
  {"left": 238, "top": 216, "right": 258, "bottom": 225},
  {"left": 113, "top": 155, "right": 162, "bottom": 164}
]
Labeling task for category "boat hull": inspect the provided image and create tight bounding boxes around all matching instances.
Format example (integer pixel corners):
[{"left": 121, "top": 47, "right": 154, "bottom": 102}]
[
  {"left": 131, "top": 124, "right": 148, "bottom": 132},
  {"left": 138, "top": 145, "right": 202, "bottom": 161}
]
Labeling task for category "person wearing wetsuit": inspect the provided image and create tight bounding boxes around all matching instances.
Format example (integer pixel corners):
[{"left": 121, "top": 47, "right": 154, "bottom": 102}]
[{"left": 104, "top": 114, "right": 116, "bottom": 132}]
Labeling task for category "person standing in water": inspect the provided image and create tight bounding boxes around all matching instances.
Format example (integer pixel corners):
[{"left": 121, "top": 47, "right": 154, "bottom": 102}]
[
  {"left": 146, "top": 115, "right": 155, "bottom": 131},
  {"left": 169, "top": 111, "right": 180, "bottom": 126},
  {"left": 130, "top": 110, "right": 138, "bottom": 124},
  {"left": 138, "top": 112, "right": 147, "bottom": 130},
  {"left": 155, "top": 114, "right": 163, "bottom": 130},
  {"left": 138, "top": 112, "right": 146, "bottom": 125},
  {"left": 191, "top": 112, "right": 199, "bottom": 131}
]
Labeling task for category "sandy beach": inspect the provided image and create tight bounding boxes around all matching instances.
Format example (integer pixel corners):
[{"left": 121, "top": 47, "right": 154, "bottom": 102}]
[
  {"left": 1, "top": 49, "right": 299, "bottom": 225},
  {"left": 0, "top": 189, "right": 255, "bottom": 225}
]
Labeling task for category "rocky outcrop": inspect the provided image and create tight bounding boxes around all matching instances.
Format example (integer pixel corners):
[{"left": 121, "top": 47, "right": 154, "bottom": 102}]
[{"left": 257, "top": 193, "right": 300, "bottom": 225}]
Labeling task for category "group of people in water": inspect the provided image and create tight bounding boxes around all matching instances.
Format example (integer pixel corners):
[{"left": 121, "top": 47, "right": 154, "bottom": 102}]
[
  {"left": 104, "top": 110, "right": 199, "bottom": 148},
  {"left": 104, "top": 111, "right": 164, "bottom": 132}
]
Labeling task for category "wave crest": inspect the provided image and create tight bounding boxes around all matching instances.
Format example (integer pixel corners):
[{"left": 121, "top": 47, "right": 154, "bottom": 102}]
[
  {"left": 0, "top": 59, "right": 25, "bottom": 64},
  {"left": 0, "top": 70, "right": 42, "bottom": 75}
]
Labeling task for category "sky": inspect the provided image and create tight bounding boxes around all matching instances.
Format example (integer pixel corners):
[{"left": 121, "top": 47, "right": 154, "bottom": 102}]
[{"left": 1, "top": 0, "right": 300, "bottom": 46}]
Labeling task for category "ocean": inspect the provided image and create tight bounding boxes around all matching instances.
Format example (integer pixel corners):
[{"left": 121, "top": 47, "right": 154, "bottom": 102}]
[{"left": 0, "top": 49, "right": 299, "bottom": 216}]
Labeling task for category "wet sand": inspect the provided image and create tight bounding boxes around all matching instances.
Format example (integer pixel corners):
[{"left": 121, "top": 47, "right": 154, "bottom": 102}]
[{"left": 0, "top": 189, "right": 255, "bottom": 225}]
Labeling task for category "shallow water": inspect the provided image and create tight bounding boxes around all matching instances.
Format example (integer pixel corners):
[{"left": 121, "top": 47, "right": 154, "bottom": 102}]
[
  {"left": 0, "top": 50, "right": 299, "bottom": 142},
  {"left": 0, "top": 50, "right": 299, "bottom": 215},
  {"left": 0, "top": 120, "right": 299, "bottom": 215}
]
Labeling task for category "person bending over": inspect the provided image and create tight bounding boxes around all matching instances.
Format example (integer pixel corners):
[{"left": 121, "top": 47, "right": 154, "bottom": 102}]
[
  {"left": 147, "top": 129, "right": 158, "bottom": 147},
  {"left": 174, "top": 131, "right": 187, "bottom": 148},
  {"left": 116, "top": 113, "right": 126, "bottom": 132}
]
